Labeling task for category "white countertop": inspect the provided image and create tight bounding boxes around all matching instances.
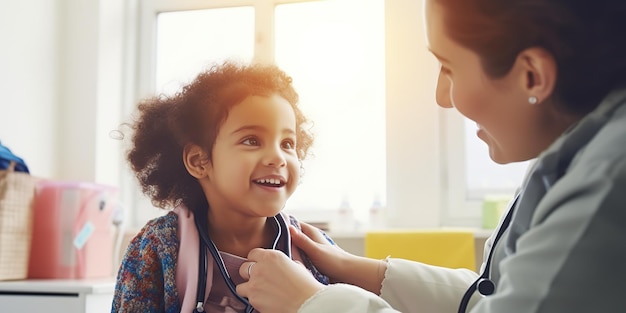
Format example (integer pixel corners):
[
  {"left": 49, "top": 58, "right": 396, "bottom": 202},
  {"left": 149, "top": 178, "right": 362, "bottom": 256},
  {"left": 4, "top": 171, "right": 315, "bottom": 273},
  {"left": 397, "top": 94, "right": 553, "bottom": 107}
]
[
  {"left": 0, "top": 279, "right": 115, "bottom": 294},
  {"left": 327, "top": 227, "right": 494, "bottom": 239}
]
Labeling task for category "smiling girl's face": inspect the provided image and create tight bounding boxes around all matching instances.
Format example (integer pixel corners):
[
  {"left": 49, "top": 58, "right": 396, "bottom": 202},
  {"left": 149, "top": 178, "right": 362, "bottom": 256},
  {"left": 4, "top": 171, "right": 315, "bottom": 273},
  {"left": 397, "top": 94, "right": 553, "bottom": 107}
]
[{"left": 200, "top": 93, "right": 300, "bottom": 219}]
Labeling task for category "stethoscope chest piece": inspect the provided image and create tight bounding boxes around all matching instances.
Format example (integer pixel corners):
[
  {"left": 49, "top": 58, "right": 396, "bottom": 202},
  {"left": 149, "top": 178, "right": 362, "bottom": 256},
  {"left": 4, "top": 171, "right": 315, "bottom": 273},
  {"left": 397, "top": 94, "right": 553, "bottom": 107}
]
[{"left": 477, "top": 278, "right": 495, "bottom": 296}]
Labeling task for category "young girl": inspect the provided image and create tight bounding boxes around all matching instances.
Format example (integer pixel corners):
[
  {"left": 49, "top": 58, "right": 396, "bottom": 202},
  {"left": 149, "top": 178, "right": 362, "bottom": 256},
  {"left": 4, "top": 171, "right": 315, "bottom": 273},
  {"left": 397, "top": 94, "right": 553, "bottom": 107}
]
[{"left": 112, "top": 61, "right": 330, "bottom": 313}]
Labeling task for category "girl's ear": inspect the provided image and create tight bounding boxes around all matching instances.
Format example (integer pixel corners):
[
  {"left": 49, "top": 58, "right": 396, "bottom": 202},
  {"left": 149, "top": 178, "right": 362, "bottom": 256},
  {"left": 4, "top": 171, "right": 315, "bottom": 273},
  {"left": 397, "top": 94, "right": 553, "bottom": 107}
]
[
  {"left": 516, "top": 47, "right": 557, "bottom": 104},
  {"left": 183, "top": 143, "right": 210, "bottom": 179}
]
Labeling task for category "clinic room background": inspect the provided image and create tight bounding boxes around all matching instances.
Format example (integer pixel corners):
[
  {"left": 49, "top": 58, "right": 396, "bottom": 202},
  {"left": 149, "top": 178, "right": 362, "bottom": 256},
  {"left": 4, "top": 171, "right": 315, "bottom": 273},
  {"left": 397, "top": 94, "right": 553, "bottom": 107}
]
[{"left": 0, "top": 0, "right": 530, "bottom": 303}]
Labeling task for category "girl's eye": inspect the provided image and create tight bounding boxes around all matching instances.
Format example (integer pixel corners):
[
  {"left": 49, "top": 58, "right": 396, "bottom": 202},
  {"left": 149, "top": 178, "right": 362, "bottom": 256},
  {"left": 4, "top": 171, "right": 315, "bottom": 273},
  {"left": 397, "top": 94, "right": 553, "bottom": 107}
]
[
  {"left": 242, "top": 137, "right": 259, "bottom": 146},
  {"left": 281, "top": 139, "right": 295, "bottom": 150}
]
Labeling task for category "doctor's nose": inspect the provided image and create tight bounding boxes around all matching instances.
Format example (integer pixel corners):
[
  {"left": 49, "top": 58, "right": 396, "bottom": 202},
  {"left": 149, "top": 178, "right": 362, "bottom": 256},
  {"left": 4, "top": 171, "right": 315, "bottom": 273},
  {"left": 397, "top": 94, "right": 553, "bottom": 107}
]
[{"left": 436, "top": 70, "right": 453, "bottom": 108}]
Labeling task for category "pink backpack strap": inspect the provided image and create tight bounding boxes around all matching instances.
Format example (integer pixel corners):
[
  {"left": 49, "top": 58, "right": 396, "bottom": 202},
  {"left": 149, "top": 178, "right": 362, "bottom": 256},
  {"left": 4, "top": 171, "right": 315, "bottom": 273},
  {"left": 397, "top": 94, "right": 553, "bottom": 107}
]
[{"left": 174, "top": 206, "right": 214, "bottom": 312}]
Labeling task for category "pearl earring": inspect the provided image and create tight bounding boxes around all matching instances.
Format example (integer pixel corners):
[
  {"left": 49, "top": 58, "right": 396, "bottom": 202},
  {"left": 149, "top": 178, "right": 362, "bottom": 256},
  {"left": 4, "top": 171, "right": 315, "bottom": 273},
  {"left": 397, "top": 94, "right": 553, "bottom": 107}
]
[{"left": 528, "top": 96, "right": 538, "bottom": 105}]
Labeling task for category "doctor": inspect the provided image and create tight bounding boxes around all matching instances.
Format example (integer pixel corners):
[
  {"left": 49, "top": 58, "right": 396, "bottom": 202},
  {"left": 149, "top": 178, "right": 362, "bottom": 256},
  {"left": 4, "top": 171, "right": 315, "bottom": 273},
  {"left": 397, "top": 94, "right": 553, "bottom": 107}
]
[{"left": 236, "top": 0, "right": 626, "bottom": 312}]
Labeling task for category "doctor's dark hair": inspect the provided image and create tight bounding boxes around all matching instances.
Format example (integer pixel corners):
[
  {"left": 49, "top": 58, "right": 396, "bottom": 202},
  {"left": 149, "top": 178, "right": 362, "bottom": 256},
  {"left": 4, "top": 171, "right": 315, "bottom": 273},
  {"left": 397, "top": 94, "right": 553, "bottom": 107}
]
[
  {"left": 435, "top": 0, "right": 626, "bottom": 115},
  {"left": 126, "top": 61, "right": 313, "bottom": 212}
]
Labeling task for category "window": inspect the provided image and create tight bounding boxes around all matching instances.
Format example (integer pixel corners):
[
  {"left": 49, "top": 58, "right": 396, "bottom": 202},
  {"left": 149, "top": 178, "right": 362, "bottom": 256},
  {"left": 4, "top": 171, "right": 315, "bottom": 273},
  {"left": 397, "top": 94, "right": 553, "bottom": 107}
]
[
  {"left": 155, "top": 7, "right": 255, "bottom": 95},
  {"left": 274, "top": 1, "right": 385, "bottom": 228}
]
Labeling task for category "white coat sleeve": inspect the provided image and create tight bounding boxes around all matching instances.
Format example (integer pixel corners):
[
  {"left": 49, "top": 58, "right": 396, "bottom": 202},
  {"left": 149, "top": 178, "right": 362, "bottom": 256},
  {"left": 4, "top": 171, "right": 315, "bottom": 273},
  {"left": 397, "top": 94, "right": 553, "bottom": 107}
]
[
  {"left": 299, "top": 284, "right": 399, "bottom": 313},
  {"left": 298, "top": 258, "right": 480, "bottom": 313},
  {"left": 381, "top": 258, "right": 479, "bottom": 313}
]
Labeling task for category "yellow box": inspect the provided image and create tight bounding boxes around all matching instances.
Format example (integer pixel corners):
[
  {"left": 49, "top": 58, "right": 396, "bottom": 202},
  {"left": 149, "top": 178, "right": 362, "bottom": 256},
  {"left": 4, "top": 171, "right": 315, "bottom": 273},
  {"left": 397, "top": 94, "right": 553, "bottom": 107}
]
[{"left": 365, "top": 230, "right": 475, "bottom": 270}]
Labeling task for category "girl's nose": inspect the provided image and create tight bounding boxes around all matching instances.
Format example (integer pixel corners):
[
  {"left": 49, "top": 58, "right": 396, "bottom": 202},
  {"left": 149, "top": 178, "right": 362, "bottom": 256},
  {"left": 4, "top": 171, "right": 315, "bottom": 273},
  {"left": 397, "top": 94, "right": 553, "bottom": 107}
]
[{"left": 264, "top": 145, "right": 287, "bottom": 168}]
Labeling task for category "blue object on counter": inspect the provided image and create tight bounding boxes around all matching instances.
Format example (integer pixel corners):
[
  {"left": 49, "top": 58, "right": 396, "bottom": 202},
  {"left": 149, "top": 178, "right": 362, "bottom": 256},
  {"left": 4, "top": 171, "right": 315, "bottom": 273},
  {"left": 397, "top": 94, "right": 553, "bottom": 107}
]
[{"left": 0, "top": 140, "right": 29, "bottom": 173}]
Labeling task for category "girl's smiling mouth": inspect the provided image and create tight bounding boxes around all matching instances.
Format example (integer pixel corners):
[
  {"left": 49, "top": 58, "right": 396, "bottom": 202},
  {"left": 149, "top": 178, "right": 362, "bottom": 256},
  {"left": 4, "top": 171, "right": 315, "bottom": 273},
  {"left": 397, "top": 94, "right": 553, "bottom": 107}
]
[{"left": 253, "top": 177, "right": 286, "bottom": 188}]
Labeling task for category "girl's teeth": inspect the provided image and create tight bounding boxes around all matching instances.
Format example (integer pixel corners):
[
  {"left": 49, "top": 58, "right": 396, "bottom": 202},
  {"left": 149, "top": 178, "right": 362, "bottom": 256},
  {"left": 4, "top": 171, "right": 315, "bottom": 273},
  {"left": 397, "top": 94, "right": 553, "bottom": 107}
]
[{"left": 257, "top": 179, "right": 281, "bottom": 185}]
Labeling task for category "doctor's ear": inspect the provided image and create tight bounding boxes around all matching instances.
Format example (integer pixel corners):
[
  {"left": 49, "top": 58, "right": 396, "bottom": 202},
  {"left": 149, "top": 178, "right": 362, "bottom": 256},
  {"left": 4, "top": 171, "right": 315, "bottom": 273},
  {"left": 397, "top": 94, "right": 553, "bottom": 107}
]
[
  {"left": 183, "top": 143, "right": 210, "bottom": 179},
  {"left": 516, "top": 47, "right": 557, "bottom": 104}
]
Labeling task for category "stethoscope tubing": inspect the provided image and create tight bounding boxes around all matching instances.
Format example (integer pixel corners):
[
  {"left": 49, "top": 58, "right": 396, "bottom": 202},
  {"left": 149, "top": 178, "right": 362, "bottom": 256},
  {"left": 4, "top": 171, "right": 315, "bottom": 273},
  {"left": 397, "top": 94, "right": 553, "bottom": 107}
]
[
  {"left": 193, "top": 212, "right": 291, "bottom": 313},
  {"left": 457, "top": 193, "right": 519, "bottom": 313}
]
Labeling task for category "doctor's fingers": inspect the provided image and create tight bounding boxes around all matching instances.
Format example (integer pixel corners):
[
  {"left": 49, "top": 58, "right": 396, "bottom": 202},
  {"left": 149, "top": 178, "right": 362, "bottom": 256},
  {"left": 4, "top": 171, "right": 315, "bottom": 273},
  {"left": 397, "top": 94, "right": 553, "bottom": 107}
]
[
  {"left": 236, "top": 259, "right": 324, "bottom": 313},
  {"left": 290, "top": 224, "right": 338, "bottom": 259},
  {"left": 240, "top": 249, "right": 292, "bottom": 280},
  {"left": 295, "top": 223, "right": 332, "bottom": 245},
  {"left": 246, "top": 247, "right": 292, "bottom": 264}
]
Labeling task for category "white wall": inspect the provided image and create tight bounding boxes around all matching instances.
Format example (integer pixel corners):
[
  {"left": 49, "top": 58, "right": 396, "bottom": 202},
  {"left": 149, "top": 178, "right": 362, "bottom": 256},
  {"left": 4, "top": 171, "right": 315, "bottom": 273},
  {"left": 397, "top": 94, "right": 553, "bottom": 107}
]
[
  {"left": 385, "top": 0, "right": 442, "bottom": 227},
  {"left": 0, "top": 0, "right": 126, "bottom": 186},
  {"left": 0, "top": 1, "right": 60, "bottom": 178}
]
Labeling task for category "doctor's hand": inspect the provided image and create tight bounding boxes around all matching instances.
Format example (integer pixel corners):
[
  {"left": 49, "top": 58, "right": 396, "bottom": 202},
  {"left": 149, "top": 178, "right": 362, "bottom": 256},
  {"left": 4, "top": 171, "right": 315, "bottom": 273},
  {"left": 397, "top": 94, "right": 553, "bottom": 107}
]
[
  {"left": 290, "top": 222, "right": 355, "bottom": 283},
  {"left": 237, "top": 248, "right": 325, "bottom": 313},
  {"left": 292, "top": 222, "right": 388, "bottom": 295}
]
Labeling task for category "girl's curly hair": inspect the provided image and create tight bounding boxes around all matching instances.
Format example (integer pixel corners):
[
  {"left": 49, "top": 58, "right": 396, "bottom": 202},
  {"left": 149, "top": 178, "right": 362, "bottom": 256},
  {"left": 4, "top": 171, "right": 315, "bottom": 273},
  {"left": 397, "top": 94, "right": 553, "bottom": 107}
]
[{"left": 126, "top": 61, "right": 313, "bottom": 213}]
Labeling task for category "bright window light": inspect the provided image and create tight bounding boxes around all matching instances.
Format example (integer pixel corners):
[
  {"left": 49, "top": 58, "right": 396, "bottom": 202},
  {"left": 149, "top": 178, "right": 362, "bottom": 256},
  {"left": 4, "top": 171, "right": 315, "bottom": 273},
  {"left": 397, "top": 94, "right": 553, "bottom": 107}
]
[
  {"left": 155, "top": 7, "right": 255, "bottom": 94},
  {"left": 274, "top": 0, "right": 386, "bottom": 226}
]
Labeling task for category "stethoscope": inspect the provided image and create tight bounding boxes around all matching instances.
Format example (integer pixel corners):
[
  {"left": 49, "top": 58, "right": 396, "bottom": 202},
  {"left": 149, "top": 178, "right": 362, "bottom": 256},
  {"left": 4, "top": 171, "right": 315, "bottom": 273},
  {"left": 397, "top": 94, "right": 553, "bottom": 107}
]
[
  {"left": 193, "top": 211, "right": 292, "bottom": 313},
  {"left": 457, "top": 193, "right": 519, "bottom": 313}
]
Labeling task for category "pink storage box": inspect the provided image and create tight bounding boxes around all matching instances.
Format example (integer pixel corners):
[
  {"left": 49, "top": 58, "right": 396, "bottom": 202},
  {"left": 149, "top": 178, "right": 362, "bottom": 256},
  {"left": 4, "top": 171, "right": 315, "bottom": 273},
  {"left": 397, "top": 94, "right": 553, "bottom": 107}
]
[{"left": 27, "top": 181, "right": 118, "bottom": 279}]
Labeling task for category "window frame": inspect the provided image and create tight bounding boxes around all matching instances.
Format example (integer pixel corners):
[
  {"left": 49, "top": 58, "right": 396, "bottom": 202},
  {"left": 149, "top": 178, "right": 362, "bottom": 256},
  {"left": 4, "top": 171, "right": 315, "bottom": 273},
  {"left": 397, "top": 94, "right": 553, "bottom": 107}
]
[{"left": 441, "top": 109, "right": 483, "bottom": 227}]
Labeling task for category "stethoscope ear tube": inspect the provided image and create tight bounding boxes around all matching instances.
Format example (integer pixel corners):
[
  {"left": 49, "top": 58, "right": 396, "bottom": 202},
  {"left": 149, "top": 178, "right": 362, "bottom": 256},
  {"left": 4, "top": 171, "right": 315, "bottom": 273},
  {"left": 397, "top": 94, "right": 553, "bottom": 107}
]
[
  {"left": 457, "top": 193, "right": 519, "bottom": 313},
  {"left": 194, "top": 238, "right": 207, "bottom": 312},
  {"left": 194, "top": 211, "right": 253, "bottom": 312}
]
